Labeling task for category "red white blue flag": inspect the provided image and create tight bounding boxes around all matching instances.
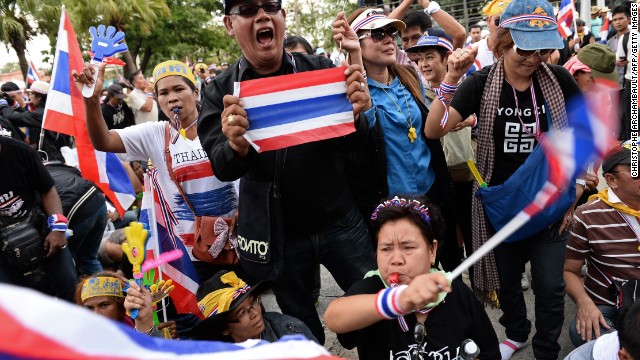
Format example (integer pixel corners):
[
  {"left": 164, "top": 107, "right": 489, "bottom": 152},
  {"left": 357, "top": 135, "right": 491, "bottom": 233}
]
[
  {"left": 42, "top": 9, "right": 136, "bottom": 216},
  {"left": 0, "top": 284, "right": 339, "bottom": 360},
  {"left": 557, "top": 0, "right": 575, "bottom": 38},
  {"left": 26, "top": 60, "right": 40, "bottom": 84},
  {"left": 140, "top": 169, "right": 202, "bottom": 317},
  {"left": 235, "top": 67, "right": 355, "bottom": 152}
]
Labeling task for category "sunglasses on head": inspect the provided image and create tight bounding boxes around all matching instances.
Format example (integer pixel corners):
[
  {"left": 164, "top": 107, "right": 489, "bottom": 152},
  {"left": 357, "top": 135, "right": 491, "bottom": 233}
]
[
  {"left": 229, "top": 1, "right": 281, "bottom": 16},
  {"left": 358, "top": 26, "right": 399, "bottom": 43},
  {"left": 512, "top": 44, "right": 554, "bottom": 58}
]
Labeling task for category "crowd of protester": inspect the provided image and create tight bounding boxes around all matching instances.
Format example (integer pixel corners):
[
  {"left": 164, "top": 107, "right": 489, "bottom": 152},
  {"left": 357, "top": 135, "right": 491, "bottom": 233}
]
[{"left": 0, "top": 0, "right": 638, "bottom": 359}]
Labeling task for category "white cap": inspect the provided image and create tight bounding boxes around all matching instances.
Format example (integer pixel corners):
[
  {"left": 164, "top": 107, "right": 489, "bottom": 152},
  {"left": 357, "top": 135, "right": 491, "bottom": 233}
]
[
  {"left": 26, "top": 81, "right": 49, "bottom": 95},
  {"left": 349, "top": 8, "right": 406, "bottom": 33}
]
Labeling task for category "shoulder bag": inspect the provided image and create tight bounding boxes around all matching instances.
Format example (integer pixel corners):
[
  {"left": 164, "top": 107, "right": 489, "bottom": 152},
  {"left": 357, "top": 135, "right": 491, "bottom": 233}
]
[{"left": 0, "top": 207, "right": 46, "bottom": 271}]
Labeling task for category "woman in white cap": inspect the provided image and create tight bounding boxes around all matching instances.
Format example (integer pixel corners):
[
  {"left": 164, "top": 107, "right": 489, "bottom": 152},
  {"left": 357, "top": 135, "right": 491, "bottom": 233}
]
[
  {"left": 424, "top": 0, "right": 581, "bottom": 358},
  {"left": 334, "top": 8, "right": 459, "bottom": 272},
  {"left": 72, "top": 61, "right": 239, "bottom": 283}
]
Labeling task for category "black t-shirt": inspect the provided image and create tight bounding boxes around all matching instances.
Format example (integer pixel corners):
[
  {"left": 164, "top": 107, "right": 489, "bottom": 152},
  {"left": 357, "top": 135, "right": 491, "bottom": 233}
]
[
  {"left": 337, "top": 277, "right": 500, "bottom": 360},
  {"left": 451, "top": 64, "right": 579, "bottom": 185},
  {"left": 0, "top": 137, "right": 54, "bottom": 222},
  {"left": 101, "top": 102, "right": 135, "bottom": 130}
]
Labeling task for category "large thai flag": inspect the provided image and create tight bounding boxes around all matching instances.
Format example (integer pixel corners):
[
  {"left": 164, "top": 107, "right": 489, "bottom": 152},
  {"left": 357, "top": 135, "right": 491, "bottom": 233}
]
[
  {"left": 42, "top": 9, "right": 136, "bottom": 216},
  {"left": 235, "top": 67, "right": 355, "bottom": 152},
  {"left": 27, "top": 60, "right": 40, "bottom": 85},
  {"left": 0, "top": 284, "right": 339, "bottom": 360},
  {"left": 140, "top": 169, "right": 202, "bottom": 318},
  {"left": 557, "top": 0, "right": 575, "bottom": 38}
]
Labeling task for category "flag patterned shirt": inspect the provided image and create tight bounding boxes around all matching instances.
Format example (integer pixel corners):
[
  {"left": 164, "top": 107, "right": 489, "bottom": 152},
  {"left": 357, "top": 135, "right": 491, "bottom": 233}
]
[
  {"left": 567, "top": 189, "right": 640, "bottom": 306},
  {"left": 116, "top": 121, "right": 238, "bottom": 260}
]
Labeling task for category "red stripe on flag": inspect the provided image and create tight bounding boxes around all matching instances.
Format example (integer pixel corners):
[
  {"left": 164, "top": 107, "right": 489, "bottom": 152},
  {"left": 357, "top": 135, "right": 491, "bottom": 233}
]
[
  {"left": 174, "top": 161, "right": 215, "bottom": 182},
  {"left": 239, "top": 67, "right": 347, "bottom": 97},
  {"left": 43, "top": 110, "right": 78, "bottom": 137},
  {"left": 252, "top": 122, "right": 355, "bottom": 153},
  {"left": 0, "top": 306, "right": 133, "bottom": 360}
]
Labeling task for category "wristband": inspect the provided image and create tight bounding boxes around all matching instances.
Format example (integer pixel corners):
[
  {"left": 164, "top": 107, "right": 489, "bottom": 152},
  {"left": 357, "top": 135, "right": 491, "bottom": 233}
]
[
  {"left": 375, "top": 285, "right": 410, "bottom": 319},
  {"left": 146, "top": 92, "right": 154, "bottom": 97},
  {"left": 0, "top": 99, "right": 8, "bottom": 107},
  {"left": 424, "top": 1, "right": 441, "bottom": 15},
  {"left": 48, "top": 214, "right": 69, "bottom": 232},
  {"left": 576, "top": 178, "right": 587, "bottom": 190}
]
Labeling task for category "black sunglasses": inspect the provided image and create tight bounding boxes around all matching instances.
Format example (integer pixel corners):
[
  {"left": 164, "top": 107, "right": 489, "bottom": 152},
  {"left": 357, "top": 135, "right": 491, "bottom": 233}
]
[
  {"left": 494, "top": 17, "right": 500, "bottom": 26},
  {"left": 358, "top": 26, "right": 399, "bottom": 43},
  {"left": 229, "top": 1, "right": 281, "bottom": 16},
  {"left": 412, "top": 322, "right": 426, "bottom": 360}
]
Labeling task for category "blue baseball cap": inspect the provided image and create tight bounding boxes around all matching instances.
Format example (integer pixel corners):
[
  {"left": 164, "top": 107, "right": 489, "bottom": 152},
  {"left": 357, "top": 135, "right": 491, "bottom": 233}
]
[
  {"left": 499, "top": 0, "right": 564, "bottom": 51},
  {"left": 406, "top": 28, "right": 454, "bottom": 53}
]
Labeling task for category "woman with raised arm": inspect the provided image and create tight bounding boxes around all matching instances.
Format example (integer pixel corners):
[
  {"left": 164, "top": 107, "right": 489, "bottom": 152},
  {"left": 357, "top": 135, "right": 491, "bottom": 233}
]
[
  {"left": 423, "top": 0, "right": 581, "bottom": 358},
  {"left": 72, "top": 61, "right": 238, "bottom": 281}
]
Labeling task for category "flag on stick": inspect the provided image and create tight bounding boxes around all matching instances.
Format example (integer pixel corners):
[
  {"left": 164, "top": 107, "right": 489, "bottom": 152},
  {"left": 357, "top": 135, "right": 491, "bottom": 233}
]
[{"left": 557, "top": 0, "right": 576, "bottom": 38}]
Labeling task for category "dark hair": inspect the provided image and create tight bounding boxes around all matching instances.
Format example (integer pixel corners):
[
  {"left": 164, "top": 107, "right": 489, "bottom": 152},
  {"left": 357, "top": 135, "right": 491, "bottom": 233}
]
[
  {"left": 618, "top": 301, "right": 640, "bottom": 359},
  {"left": 128, "top": 70, "right": 142, "bottom": 85},
  {"left": 575, "top": 19, "right": 585, "bottom": 26},
  {"left": 33, "top": 93, "right": 47, "bottom": 108},
  {"left": 347, "top": 8, "right": 425, "bottom": 106},
  {"left": 469, "top": 24, "right": 482, "bottom": 31},
  {"left": 493, "top": 27, "right": 515, "bottom": 59},
  {"left": 154, "top": 75, "right": 197, "bottom": 94},
  {"left": 1, "top": 82, "right": 19, "bottom": 92},
  {"left": 283, "top": 35, "right": 314, "bottom": 55},
  {"left": 612, "top": 5, "right": 631, "bottom": 17},
  {"left": 370, "top": 195, "right": 444, "bottom": 247},
  {"left": 402, "top": 10, "right": 433, "bottom": 32}
]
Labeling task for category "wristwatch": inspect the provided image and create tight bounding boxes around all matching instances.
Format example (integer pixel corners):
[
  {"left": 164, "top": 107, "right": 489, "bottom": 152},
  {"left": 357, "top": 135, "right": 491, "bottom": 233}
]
[
  {"left": 576, "top": 178, "right": 587, "bottom": 190},
  {"left": 423, "top": 2, "right": 441, "bottom": 15}
]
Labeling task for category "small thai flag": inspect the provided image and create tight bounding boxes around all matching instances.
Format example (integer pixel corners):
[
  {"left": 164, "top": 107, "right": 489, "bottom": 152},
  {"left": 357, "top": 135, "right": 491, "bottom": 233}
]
[
  {"left": 235, "top": 67, "right": 355, "bottom": 152},
  {"left": 26, "top": 60, "right": 40, "bottom": 85},
  {"left": 557, "top": 0, "right": 575, "bottom": 38}
]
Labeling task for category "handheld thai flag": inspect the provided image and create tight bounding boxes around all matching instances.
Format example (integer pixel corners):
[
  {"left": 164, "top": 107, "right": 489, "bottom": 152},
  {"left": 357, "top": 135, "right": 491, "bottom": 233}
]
[
  {"left": 235, "top": 66, "right": 356, "bottom": 152},
  {"left": 0, "top": 284, "right": 339, "bottom": 360},
  {"left": 140, "top": 169, "right": 203, "bottom": 318},
  {"left": 26, "top": 60, "right": 40, "bottom": 85},
  {"left": 557, "top": 0, "right": 576, "bottom": 38},
  {"left": 42, "top": 8, "right": 136, "bottom": 216},
  {"left": 449, "top": 86, "right": 619, "bottom": 280},
  {"left": 600, "top": 17, "right": 610, "bottom": 43}
]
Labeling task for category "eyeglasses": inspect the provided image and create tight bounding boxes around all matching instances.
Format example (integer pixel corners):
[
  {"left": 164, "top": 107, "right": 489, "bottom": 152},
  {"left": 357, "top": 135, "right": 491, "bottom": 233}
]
[
  {"left": 610, "top": 170, "right": 640, "bottom": 179},
  {"left": 512, "top": 44, "right": 554, "bottom": 58},
  {"left": 412, "top": 322, "right": 426, "bottom": 360},
  {"left": 358, "top": 27, "right": 399, "bottom": 43},
  {"left": 229, "top": 1, "right": 281, "bottom": 16},
  {"left": 227, "top": 296, "right": 261, "bottom": 323}
]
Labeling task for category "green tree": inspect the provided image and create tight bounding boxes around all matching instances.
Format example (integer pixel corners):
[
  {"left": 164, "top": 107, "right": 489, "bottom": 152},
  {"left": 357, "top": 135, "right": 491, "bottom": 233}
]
[
  {"left": 287, "top": 0, "right": 358, "bottom": 52},
  {"left": 0, "top": 61, "right": 21, "bottom": 74},
  {"left": 0, "top": 0, "right": 58, "bottom": 81},
  {"left": 65, "top": 0, "right": 170, "bottom": 77}
]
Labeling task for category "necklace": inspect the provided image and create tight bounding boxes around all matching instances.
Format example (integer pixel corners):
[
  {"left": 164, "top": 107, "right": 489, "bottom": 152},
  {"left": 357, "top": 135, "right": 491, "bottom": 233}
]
[
  {"left": 371, "top": 76, "right": 417, "bottom": 143},
  {"left": 179, "top": 117, "right": 198, "bottom": 140}
]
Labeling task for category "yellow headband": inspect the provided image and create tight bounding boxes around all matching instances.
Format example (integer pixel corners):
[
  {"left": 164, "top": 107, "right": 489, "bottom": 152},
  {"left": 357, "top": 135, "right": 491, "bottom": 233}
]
[
  {"left": 197, "top": 272, "right": 251, "bottom": 319},
  {"left": 81, "top": 276, "right": 124, "bottom": 302},
  {"left": 152, "top": 60, "right": 197, "bottom": 88},
  {"left": 483, "top": 0, "right": 513, "bottom": 17}
]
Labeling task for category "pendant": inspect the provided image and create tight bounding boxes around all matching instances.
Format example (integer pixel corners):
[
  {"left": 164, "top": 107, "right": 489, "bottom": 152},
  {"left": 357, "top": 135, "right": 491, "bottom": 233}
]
[
  {"left": 180, "top": 128, "right": 187, "bottom": 140},
  {"left": 408, "top": 127, "right": 417, "bottom": 143}
]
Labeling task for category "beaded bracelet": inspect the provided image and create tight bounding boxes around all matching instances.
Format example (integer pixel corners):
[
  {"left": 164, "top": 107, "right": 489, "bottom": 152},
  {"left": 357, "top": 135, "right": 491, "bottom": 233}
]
[{"left": 375, "top": 285, "right": 409, "bottom": 319}]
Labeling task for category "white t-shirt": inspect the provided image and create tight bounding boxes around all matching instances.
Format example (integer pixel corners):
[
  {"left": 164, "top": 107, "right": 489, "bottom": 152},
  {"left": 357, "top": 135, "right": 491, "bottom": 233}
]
[
  {"left": 467, "top": 37, "right": 497, "bottom": 75},
  {"left": 116, "top": 121, "right": 238, "bottom": 260},
  {"left": 617, "top": 30, "right": 636, "bottom": 81},
  {"left": 129, "top": 89, "right": 159, "bottom": 124}
]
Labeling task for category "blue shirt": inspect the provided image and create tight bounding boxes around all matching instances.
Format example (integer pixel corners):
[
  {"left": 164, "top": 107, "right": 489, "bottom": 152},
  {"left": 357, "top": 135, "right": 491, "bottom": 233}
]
[{"left": 364, "top": 76, "right": 435, "bottom": 196}]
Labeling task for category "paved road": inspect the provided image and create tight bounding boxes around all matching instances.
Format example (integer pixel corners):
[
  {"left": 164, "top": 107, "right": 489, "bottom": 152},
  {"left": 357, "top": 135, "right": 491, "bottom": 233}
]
[{"left": 263, "top": 266, "right": 578, "bottom": 359}]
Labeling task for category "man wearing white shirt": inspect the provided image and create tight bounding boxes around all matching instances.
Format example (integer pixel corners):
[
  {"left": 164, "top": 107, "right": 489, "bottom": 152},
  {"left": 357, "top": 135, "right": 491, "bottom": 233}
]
[{"left": 128, "top": 70, "right": 158, "bottom": 125}]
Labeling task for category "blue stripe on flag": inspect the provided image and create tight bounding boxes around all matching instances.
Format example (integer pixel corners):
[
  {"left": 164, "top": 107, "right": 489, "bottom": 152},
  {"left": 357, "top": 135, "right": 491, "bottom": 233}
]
[
  {"left": 52, "top": 51, "right": 70, "bottom": 94},
  {"left": 172, "top": 186, "right": 237, "bottom": 220},
  {"left": 105, "top": 152, "right": 136, "bottom": 195},
  {"left": 246, "top": 94, "right": 352, "bottom": 130}
]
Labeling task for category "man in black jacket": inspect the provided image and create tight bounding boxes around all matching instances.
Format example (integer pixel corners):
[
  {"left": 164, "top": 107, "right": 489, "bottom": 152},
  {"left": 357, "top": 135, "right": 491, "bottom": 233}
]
[
  {"left": 45, "top": 162, "right": 107, "bottom": 276},
  {"left": 197, "top": 0, "right": 373, "bottom": 344}
]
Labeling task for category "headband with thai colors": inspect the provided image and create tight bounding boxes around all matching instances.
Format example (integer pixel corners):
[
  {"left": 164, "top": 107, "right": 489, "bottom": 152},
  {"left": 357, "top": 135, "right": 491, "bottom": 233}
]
[
  {"left": 499, "top": 14, "right": 557, "bottom": 28},
  {"left": 371, "top": 196, "right": 432, "bottom": 227}
]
